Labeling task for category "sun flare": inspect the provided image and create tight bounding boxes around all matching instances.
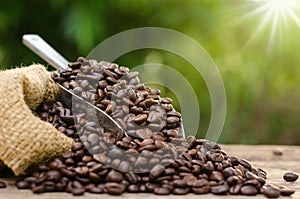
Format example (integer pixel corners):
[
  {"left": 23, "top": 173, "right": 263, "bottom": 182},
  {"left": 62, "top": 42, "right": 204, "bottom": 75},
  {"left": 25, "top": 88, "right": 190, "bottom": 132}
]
[
  {"left": 266, "top": 0, "right": 294, "bottom": 13},
  {"left": 239, "top": 0, "right": 300, "bottom": 54}
]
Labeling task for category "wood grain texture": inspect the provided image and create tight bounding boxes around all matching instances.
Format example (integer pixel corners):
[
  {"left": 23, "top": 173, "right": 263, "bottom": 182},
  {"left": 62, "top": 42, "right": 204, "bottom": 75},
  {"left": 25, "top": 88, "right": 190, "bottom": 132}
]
[{"left": 0, "top": 145, "right": 299, "bottom": 199}]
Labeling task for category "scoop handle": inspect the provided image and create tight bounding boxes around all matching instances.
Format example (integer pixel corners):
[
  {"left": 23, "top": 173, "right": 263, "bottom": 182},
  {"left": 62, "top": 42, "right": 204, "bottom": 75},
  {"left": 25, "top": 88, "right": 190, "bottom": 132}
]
[{"left": 22, "top": 34, "right": 69, "bottom": 70}]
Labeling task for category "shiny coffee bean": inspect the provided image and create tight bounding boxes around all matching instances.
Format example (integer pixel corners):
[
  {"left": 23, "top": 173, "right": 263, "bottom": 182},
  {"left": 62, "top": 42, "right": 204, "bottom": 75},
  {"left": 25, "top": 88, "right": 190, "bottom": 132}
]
[
  {"left": 0, "top": 180, "right": 6, "bottom": 188},
  {"left": 105, "top": 183, "right": 126, "bottom": 195},
  {"left": 106, "top": 170, "right": 124, "bottom": 182},
  {"left": 210, "top": 184, "right": 229, "bottom": 195},
  {"left": 239, "top": 159, "right": 252, "bottom": 170},
  {"left": 263, "top": 186, "right": 281, "bottom": 198},
  {"left": 240, "top": 185, "right": 257, "bottom": 195},
  {"left": 16, "top": 180, "right": 29, "bottom": 189},
  {"left": 154, "top": 187, "right": 171, "bottom": 195},
  {"left": 72, "top": 187, "right": 85, "bottom": 196},
  {"left": 283, "top": 172, "right": 298, "bottom": 182},
  {"left": 229, "top": 184, "right": 242, "bottom": 195},
  {"left": 280, "top": 187, "right": 295, "bottom": 196},
  {"left": 32, "top": 184, "right": 45, "bottom": 193},
  {"left": 173, "top": 187, "right": 189, "bottom": 195},
  {"left": 46, "top": 170, "right": 62, "bottom": 182},
  {"left": 127, "top": 184, "right": 139, "bottom": 193}
]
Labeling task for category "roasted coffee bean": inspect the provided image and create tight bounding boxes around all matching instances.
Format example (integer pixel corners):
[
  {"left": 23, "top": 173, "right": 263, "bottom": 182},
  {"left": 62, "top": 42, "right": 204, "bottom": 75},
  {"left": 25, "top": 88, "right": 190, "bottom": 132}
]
[
  {"left": 87, "top": 134, "right": 100, "bottom": 146},
  {"left": 0, "top": 180, "right": 6, "bottom": 188},
  {"left": 89, "top": 186, "right": 104, "bottom": 194},
  {"left": 118, "top": 161, "right": 130, "bottom": 172},
  {"left": 166, "top": 116, "right": 180, "bottom": 124},
  {"left": 173, "top": 187, "right": 189, "bottom": 195},
  {"left": 64, "top": 158, "right": 75, "bottom": 166},
  {"left": 16, "top": 180, "right": 29, "bottom": 189},
  {"left": 202, "top": 161, "right": 214, "bottom": 174},
  {"left": 105, "top": 182, "right": 126, "bottom": 195},
  {"left": 239, "top": 159, "right": 252, "bottom": 170},
  {"left": 75, "top": 176, "right": 90, "bottom": 185},
  {"left": 89, "top": 172, "right": 101, "bottom": 183},
  {"left": 209, "top": 171, "right": 224, "bottom": 181},
  {"left": 229, "top": 184, "right": 242, "bottom": 195},
  {"left": 245, "top": 170, "right": 257, "bottom": 180},
  {"left": 192, "top": 165, "right": 201, "bottom": 175},
  {"left": 61, "top": 151, "right": 73, "bottom": 159},
  {"left": 263, "top": 186, "right": 281, "bottom": 198},
  {"left": 226, "top": 176, "right": 239, "bottom": 186},
  {"left": 173, "top": 179, "right": 187, "bottom": 188},
  {"left": 273, "top": 148, "right": 283, "bottom": 156},
  {"left": 136, "top": 128, "right": 152, "bottom": 139},
  {"left": 127, "top": 184, "right": 140, "bottom": 193},
  {"left": 192, "top": 179, "right": 210, "bottom": 194},
  {"left": 192, "top": 186, "right": 210, "bottom": 194},
  {"left": 75, "top": 166, "right": 89, "bottom": 176},
  {"left": 36, "top": 174, "right": 47, "bottom": 184},
  {"left": 93, "top": 154, "right": 107, "bottom": 163},
  {"left": 283, "top": 172, "right": 298, "bottom": 182},
  {"left": 44, "top": 181, "right": 56, "bottom": 192},
  {"left": 209, "top": 152, "right": 224, "bottom": 162},
  {"left": 240, "top": 185, "right": 257, "bottom": 195},
  {"left": 140, "top": 138, "right": 154, "bottom": 146},
  {"left": 230, "top": 156, "right": 239, "bottom": 166},
  {"left": 145, "top": 182, "right": 159, "bottom": 192},
  {"left": 154, "top": 187, "right": 171, "bottom": 195},
  {"left": 183, "top": 174, "right": 197, "bottom": 186},
  {"left": 150, "top": 164, "right": 165, "bottom": 180},
  {"left": 244, "top": 179, "right": 260, "bottom": 188},
  {"left": 108, "top": 148, "right": 123, "bottom": 158},
  {"left": 90, "top": 164, "right": 103, "bottom": 173},
  {"left": 106, "top": 170, "right": 124, "bottom": 182},
  {"left": 32, "top": 184, "right": 45, "bottom": 193},
  {"left": 38, "top": 163, "right": 50, "bottom": 171},
  {"left": 166, "top": 129, "right": 179, "bottom": 137},
  {"left": 46, "top": 170, "right": 61, "bottom": 182},
  {"left": 210, "top": 184, "right": 229, "bottom": 195},
  {"left": 24, "top": 177, "right": 37, "bottom": 183},
  {"left": 82, "top": 155, "right": 93, "bottom": 163},
  {"left": 125, "top": 173, "right": 140, "bottom": 184},
  {"left": 133, "top": 114, "right": 148, "bottom": 124},
  {"left": 72, "top": 187, "right": 85, "bottom": 196},
  {"left": 223, "top": 167, "right": 234, "bottom": 178},
  {"left": 161, "top": 183, "right": 173, "bottom": 191},
  {"left": 280, "top": 187, "right": 295, "bottom": 196}
]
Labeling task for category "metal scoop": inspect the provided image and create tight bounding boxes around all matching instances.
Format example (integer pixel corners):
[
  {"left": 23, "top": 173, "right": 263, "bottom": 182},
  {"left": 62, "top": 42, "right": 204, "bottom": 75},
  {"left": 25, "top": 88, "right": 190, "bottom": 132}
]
[
  {"left": 22, "top": 34, "right": 124, "bottom": 139},
  {"left": 22, "top": 34, "right": 185, "bottom": 138}
]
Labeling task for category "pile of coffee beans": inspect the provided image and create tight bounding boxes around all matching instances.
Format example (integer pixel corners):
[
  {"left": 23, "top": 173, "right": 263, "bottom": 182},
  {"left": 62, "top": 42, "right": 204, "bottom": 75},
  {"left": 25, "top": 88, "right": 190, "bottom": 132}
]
[{"left": 15, "top": 58, "right": 295, "bottom": 197}]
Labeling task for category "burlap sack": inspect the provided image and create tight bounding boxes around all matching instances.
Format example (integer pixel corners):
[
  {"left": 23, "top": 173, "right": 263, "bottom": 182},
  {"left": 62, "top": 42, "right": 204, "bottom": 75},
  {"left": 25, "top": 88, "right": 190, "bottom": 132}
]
[{"left": 0, "top": 64, "right": 73, "bottom": 176}]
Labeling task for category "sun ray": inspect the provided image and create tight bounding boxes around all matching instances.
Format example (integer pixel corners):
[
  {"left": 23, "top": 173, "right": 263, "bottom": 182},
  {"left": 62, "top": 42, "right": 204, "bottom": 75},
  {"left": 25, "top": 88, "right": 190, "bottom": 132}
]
[
  {"left": 243, "top": 8, "right": 273, "bottom": 50},
  {"left": 286, "top": 8, "right": 300, "bottom": 27},
  {"left": 267, "top": 9, "right": 280, "bottom": 55},
  {"left": 237, "top": 0, "right": 300, "bottom": 55}
]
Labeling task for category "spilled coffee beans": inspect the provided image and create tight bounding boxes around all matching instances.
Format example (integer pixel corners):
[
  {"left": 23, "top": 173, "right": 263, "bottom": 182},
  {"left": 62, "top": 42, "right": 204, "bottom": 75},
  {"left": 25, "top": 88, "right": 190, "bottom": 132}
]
[{"left": 13, "top": 58, "right": 295, "bottom": 197}]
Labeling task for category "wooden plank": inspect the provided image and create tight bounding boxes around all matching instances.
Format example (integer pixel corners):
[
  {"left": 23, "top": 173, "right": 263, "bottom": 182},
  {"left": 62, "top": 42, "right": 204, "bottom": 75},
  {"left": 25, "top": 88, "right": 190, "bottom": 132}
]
[{"left": 0, "top": 145, "right": 299, "bottom": 199}]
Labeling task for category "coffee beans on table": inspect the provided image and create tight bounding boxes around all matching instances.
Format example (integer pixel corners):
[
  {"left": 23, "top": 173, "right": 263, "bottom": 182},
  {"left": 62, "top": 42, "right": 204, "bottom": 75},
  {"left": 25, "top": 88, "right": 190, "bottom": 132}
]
[{"left": 14, "top": 57, "right": 295, "bottom": 198}]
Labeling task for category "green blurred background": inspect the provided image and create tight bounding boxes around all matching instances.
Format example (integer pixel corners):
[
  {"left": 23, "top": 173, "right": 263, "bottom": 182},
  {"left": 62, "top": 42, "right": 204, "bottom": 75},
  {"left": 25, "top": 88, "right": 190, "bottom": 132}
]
[{"left": 0, "top": 0, "right": 300, "bottom": 144}]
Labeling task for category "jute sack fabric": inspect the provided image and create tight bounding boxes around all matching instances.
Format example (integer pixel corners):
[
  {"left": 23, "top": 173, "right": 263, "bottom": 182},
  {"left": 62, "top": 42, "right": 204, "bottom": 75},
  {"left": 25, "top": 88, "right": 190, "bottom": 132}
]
[{"left": 0, "top": 64, "right": 73, "bottom": 175}]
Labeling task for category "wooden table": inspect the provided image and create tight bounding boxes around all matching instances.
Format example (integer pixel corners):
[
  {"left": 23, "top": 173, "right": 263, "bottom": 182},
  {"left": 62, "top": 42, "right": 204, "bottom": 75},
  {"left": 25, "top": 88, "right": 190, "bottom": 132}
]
[{"left": 0, "top": 145, "right": 299, "bottom": 199}]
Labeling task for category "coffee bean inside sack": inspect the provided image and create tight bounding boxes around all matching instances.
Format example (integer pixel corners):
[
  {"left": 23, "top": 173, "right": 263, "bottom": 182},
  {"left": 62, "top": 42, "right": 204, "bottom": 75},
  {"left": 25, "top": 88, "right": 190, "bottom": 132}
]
[{"left": 15, "top": 57, "right": 295, "bottom": 197}]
